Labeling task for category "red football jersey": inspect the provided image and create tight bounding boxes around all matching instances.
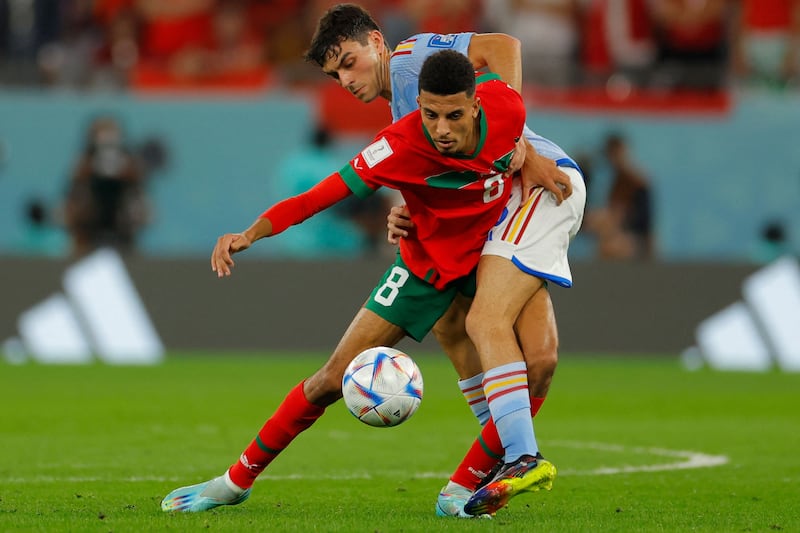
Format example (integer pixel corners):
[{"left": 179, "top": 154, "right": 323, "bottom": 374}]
[{"left": 339, "top": 75, "right": 525, "bottom": 289}]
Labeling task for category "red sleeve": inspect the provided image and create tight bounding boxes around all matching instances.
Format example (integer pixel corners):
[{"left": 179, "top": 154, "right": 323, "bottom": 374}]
[{"left": 259, "top": 173, "right": 352, "bottom": 235}]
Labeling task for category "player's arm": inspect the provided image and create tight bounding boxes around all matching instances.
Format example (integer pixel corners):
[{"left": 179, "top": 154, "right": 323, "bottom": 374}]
[
  {"left": 211, "top": 174, "right": 353, "bottom": 277},
  {"left": 467, "top": 33, "right": 522, "bottom": 92},
  {"left": 469, "top": 34, "right": 572, "bottom": 204}
]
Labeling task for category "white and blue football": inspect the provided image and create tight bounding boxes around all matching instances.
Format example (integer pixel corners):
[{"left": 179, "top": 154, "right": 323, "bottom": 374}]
[{"left": 342, "top": 346, "right": 423, "bottom": 427}]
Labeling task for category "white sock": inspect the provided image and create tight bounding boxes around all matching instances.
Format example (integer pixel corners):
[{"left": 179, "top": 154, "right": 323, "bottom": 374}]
[
  {"left": 458, "top": 373, "right": 490, "bottom": 426},
  {"left": 223, "top": 469, "right": 245, "bottom": 494}
]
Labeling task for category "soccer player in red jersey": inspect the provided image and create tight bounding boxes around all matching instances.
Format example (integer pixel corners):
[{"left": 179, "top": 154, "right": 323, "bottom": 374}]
[
  {"left": 161, "top": 50, "right": 535, "bottom": 515},
  {"left": 304, "top": 5, "right": 585, "bottom": 517}
]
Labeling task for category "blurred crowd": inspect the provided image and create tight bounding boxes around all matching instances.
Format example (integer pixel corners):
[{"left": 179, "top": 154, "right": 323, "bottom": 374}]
[
  {"left": 2, "top": 0, "right": 797, "bottom": 263},
  {"left": 1, "top": 0, "right": 798, "bottom": 92}
]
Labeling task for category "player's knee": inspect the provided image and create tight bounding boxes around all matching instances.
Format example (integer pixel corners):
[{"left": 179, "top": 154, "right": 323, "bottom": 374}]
[
  {"left": 431, "top": 319, "right": 461, "bottom": 347},
  {"left": 464, "top": 307, "right": 504, "bottom": 348},
  {"left": 525, "top": 347, "right": 557, "bottom": 378},
  {"left": 432, "top": 304, "right": 467, "bottom": 344}
]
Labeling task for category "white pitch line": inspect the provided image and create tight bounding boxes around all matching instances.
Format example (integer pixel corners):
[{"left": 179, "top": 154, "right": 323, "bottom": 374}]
[
  {"left": 547, "top": 440, "right": 729, "bottom": 476},
  {"left": 0, "top": 441, "right": 728, "bottom": 484}
]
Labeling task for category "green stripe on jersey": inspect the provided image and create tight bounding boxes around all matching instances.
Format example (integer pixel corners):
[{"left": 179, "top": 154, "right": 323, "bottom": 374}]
[
  {"left": 476, "top": 73, "right": 501, "bottom": 85},
  {"left": 339, "top": 163, "right": 376, "bottom": 199},
  {"left": 425, "top": 170, "right": 480, "bottom": 189}
]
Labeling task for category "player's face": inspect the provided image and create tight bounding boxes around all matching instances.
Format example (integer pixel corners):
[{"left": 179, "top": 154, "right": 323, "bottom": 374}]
[
  {"left": 321, "top": 31, "right": 386, "bottom": 103},
  {"left": 417, "top": 90, "right": 481, "bottom": 155}
]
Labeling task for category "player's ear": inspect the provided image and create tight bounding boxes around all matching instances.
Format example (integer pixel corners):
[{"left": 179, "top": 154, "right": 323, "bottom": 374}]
[
  {"left": 472, "top": 96, "right": 481, "bottom": 118},
  {"left": 368, "top": 30, "right": 384, "bottom": 49}
]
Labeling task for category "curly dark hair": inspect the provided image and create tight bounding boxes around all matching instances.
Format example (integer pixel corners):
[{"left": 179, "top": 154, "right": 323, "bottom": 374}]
[
  {"left": 304, "top": 4, "right": 382, "bottom": 66},
  {"left": 418, "top": 50, "right": 476, "bottom": 97}
]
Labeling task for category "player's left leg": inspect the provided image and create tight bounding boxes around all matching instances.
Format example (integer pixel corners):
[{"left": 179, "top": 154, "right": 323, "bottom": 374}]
[{"left": 161, "top": 308, "right": 407, "bottom": 512}]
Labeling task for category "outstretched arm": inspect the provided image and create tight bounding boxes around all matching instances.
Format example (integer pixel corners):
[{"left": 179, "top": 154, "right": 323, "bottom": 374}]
[{"left": 211, "top": 173, "right": 353, "bottom": 277}]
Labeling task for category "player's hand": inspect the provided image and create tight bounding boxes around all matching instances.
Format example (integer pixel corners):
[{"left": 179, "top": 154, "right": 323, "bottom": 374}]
[
  {"left": 211, "top": 232, "right": 253, "bottom": 278},
  {"left": 507, "top": 136, "right": 527, "bottom": 174},
  {"left": 387, "top": 205, "right": 413, "bottom": 245},
  {"left": 520, "top": 153, "right": 573, "bottom": 204}
]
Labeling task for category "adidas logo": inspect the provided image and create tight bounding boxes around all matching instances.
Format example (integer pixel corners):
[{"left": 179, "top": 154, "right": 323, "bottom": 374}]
[
  {"left": 2, "top": 248, "right": 163, "bottom": 365},
  {"left": 684, "top": 256, "right": 800, "bottom": 373}
]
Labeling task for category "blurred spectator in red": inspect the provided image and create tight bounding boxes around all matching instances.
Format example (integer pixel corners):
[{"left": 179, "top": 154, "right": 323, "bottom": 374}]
[
  {"left": 136, "top": 0, "right": 213, "bottom": 62},
  {"left": 131, "top": 0, "right": 269, "bottom": 89},
  {"left": 484, "top": 0, "right": 582, "bottom": 87},
  {"left": 586, "top": 132, "right": 654, "bottom": 260},
  {"left": 581, "top": 0, "right": 656, "bottom": 88},
  {"left": 733, "top": 0, "right": 800, "bottom": 88},
  {"left": 405, "top": 0, "right": 482, "bottom": 35},
  {"left": 189, "top": 0, "right": 265, "bottom": 78},
  {"left": 247, "top": 0, "right": 304, "bottom": 70},
  {"left": 649, "top": 0, "right": 736, "bottom": 91}
]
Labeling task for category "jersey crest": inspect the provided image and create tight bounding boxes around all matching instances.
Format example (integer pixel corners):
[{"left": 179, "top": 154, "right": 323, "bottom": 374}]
[{"left": 428, "top": 34, "right": 457, "bottom": 48}]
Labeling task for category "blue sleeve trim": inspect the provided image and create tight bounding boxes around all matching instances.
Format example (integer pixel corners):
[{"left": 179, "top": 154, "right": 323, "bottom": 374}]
[{"left": 555, "top": 157, "right": 584, "bottom": 180}]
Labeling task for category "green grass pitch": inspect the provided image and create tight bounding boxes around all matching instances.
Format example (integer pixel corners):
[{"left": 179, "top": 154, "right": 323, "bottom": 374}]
[{"left": 1, "top": 353, "right": 798, "bottom": 532}]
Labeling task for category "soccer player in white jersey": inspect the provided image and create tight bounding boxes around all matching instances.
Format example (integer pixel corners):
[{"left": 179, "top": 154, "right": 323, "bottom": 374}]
[{"left": 304, "top": 4, "right": 586, "bottom": 517}]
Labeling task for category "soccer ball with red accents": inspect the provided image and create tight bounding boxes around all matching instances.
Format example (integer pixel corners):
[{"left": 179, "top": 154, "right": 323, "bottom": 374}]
[{"left": 341, "top": 346, "right": 424, "bottom": 427}]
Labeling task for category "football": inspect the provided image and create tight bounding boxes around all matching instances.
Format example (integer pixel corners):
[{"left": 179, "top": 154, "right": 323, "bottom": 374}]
[{"left": 341, "top": 346, "right": 424, "bottom": 427}]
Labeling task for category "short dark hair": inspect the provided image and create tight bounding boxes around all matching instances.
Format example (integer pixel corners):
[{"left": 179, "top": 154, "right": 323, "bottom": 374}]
[
  {"left": 304, "top": 4, "right": 381, "bottom": 66},
  {"left": 418, "top": 50, "right": 476, "bottom": 98}
]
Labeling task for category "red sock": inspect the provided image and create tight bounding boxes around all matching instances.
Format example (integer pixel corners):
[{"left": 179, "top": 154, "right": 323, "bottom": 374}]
[
  {"left": 449, "top": 418, "right": 504, "bottom": 490},
  {"left": 530, "top": 396, "right": 545, "bottom": 417},
  {"left": 228, "top": 381, "right": 325, "bottom": 489}
]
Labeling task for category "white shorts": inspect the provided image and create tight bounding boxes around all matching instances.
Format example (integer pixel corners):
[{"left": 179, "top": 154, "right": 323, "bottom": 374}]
[{"left": 483, "top": 166, "right": 586, "bottom": 287}]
